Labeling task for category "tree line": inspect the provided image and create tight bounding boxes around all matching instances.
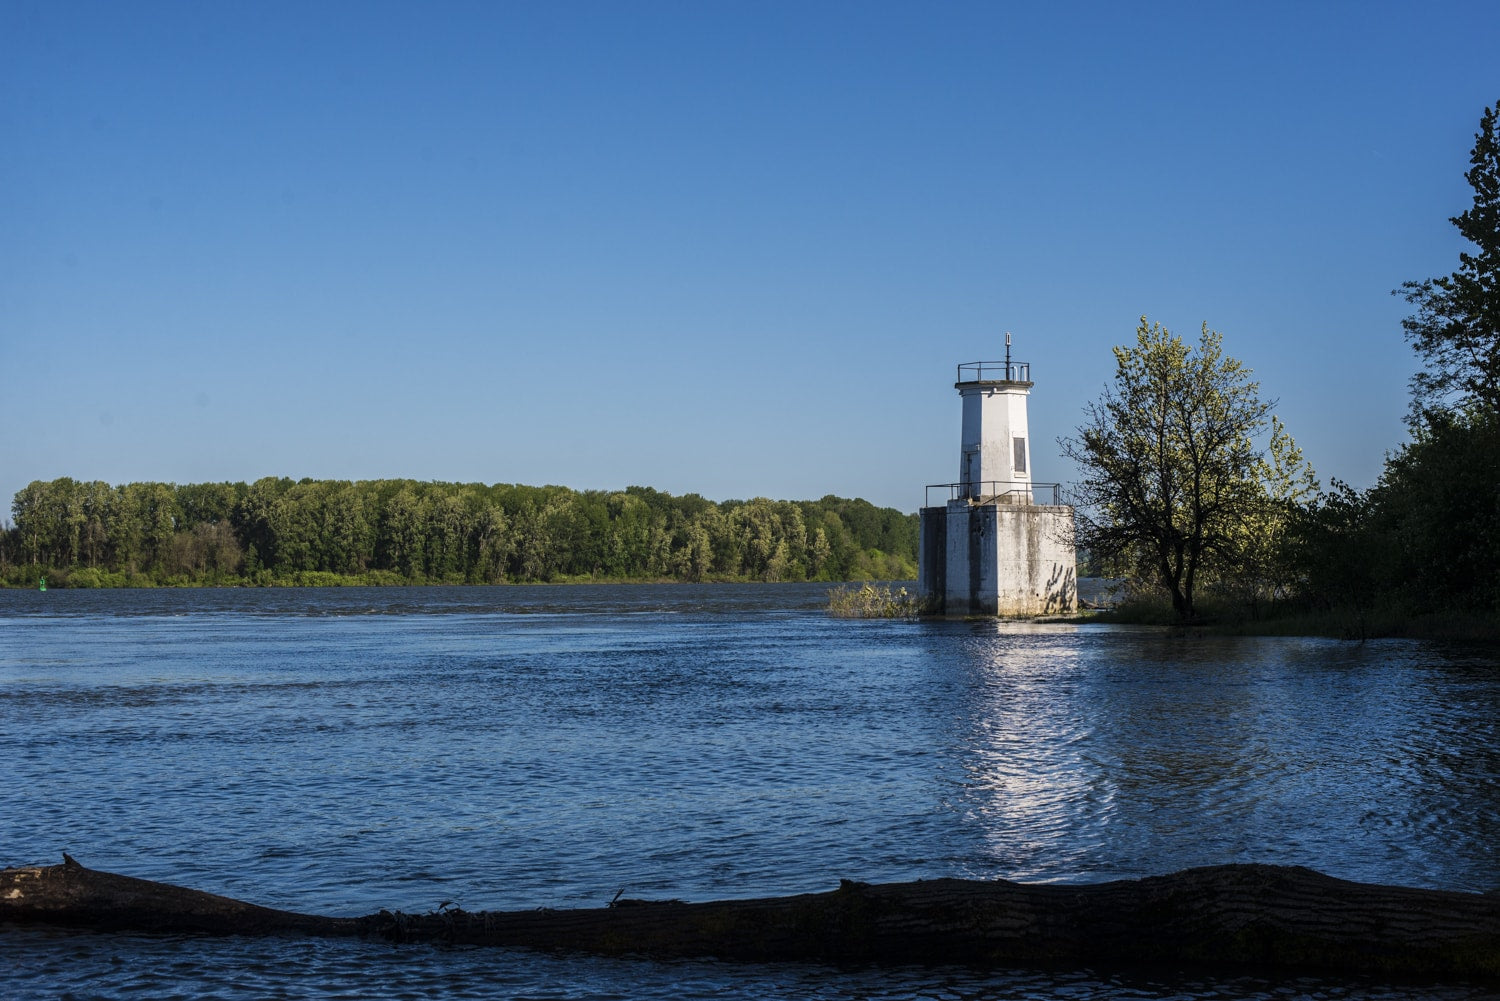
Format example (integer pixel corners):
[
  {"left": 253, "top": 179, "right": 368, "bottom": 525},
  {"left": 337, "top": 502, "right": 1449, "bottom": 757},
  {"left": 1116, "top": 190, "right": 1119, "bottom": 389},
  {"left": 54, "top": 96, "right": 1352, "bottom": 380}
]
[
  {"left": 1068, "top": 99, "right": 1500, "bottom": 627},
  {"left": 8, "top": 100, "right": 1496, "bottom": 618},
  {"left": 1293, "top": 99, "right": 1500, "bottom": 623},
  {"left": 0, "top": 479, "right": 917, "bottom": 587}
]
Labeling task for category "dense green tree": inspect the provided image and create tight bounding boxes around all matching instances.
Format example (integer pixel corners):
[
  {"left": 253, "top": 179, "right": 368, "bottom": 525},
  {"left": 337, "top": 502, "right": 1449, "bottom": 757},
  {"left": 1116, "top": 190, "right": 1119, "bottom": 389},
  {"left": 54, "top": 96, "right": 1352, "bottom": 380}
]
[
  {"left": 1061, "top": 318, "right": 1310, "bottom": 618},
  {"left": 1215, "top": 416, "right": 1320, "bottom": 606},
  {"left": 471, "top": 502, "right": 512, "bottom": 584},
  {"left": 3, "top": 477, "right": 918, "bottom": 587},
  {"left": 1398, "top": 99, "right": 1500, "bottom": 414},
  {"left": 1279, "top": 103, "right": 1500, "bottom": 621},
  {"left": 115, "top": 482, "right": 180, "bottom": 573},
  {"left": 166, "top": 520, "right": 244, "bottom": 579},
  {"left": 1289, "top": 480, "right": 1384, "bottom": 619},
  {"left": 677, "top": 518, "right": 714, "bottom": 581},
  {"left": 236, "top": 477, "right": 294, "bottom": 571},
  {"left": 1299, "top": 411, "right": 1500, "bottom": 616},
  {"left": 808, "top": 526, "right": 833, "bottom": 580},
  {"left": 325, "top": 481, "right": 374, "bottom": 574},
  {"left": 422, "top": 489, "right": 471, "bottom": 581},
  {"left": 11, "top": 480, "right": 59, "bottom": 565},
  {"left": 78, "top": 480, "right": 113, "bottom": 568},
  {"left": 381, "top": 484, "right": 426, "bottom": 579},
  {"left": 177, "top": 482, "right": 242, "bottom": 528},
  {"left": 1318, "top": 101, "right": 1500, "bottom": 615},
  {"left": 1376, "top": 410, "right": 1500, "bottom": 610}
]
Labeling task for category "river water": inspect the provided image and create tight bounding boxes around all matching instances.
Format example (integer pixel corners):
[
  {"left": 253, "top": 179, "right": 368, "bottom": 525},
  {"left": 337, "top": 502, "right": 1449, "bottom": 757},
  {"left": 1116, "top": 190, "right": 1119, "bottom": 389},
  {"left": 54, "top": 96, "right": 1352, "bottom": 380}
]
[{"left": 1, "top": 583, "right": 1496, "bottom": 999}]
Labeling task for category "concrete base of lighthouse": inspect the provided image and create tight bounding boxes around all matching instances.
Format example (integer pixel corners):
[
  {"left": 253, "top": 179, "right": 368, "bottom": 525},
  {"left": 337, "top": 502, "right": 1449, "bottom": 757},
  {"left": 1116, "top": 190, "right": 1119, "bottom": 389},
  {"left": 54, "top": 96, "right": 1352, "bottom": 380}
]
[{"left": 918, "top": 500, "right": 1077, "bottom": 616}]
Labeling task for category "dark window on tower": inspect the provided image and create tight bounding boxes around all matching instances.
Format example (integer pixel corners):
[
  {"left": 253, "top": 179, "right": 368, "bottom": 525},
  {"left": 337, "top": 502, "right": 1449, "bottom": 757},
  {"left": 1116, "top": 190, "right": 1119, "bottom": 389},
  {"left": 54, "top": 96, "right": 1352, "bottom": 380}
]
[{"left": 1014, "top": 437, "right": 1027, "bottom": 474}]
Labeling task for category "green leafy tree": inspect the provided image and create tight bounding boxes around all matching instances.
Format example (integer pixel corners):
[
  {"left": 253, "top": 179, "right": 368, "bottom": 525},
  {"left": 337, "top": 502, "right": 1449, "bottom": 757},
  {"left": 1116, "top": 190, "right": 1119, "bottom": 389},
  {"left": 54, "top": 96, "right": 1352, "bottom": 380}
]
[
  {"left": 382, "top": 484, "right": 426, "bottom": 579},
  {"left": 12, "top": 481, "right": 54, "bottom": 565},
  {"left": 1350, "top": 409, "right": 1500, "bottom": 613},
  {"left": 1061, "top": 318, "right": 1308, "bottom": 618},
  {"left": 510, "top": 492, "right": 578, "bottom": 581},
  {"left": 4, "top": 476, "right": 921, "bottom": 586},
  {"left": 113, "top": 482, "right": 180, "bottom": 574},
  {"left": 78, "top": 480, "right": 113, "bottom": 568},
  {"left": 425, "top": 490, "right": 472, "bottom": 581},
  {"left": 1374, "top": 100, "right": 1500, "bottom": 613},
  {"left": 471, "top": 502, "right": 512, "bottom": 583},
  {"left": 323, "top": 481, "right": 373, "bottom": 574},
  {"left": 809, "top": 526, "right": 833, "bottom": 580},
  {"left": 1287, "top": 479, "right": 1387, "bottom": 633},
  {"left": 236, "top": 477, "right": 294, "bottom": 571},
  {"left": 1398, "top": 99, "right": 1500, "bottom": 414},
  {"left": 676, "top": 518, "right": 714, "bottom": 581},
  {"left": 166, "top": 520, "right": 244, "bottom": 579},
  {"left": 176, "top": 482, "right": 242, "bottom": 527},
  {"left": 1218, "top": 415, "right": 1319, "bottom": 605},
  {"left": 1290, "top": 103, "right": 1500, "bottom": 620}
]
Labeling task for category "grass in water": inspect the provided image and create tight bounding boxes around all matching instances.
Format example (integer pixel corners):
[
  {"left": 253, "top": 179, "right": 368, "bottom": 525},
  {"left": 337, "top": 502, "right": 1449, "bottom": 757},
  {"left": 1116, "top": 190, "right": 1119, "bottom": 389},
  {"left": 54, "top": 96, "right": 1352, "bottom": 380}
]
[{"left": 826, "top": 582, "right": 926, "bottom": 618}]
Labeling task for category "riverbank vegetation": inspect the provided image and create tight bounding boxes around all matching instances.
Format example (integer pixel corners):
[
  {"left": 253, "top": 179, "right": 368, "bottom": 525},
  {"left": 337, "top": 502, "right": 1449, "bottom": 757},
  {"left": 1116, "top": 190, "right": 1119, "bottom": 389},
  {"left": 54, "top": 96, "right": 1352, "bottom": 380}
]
[
  {"left": 825, "top": 582, "right": 928, "bottom": 618},
  {"left": 0, "top": 481, "right": 916, "bottom": 587},
  {"left": 1079, "top": 590, "right": 1500, "bottom": 643},
  {"left": 1069, "top": 100, "right": 1500, "bottom": 635}
]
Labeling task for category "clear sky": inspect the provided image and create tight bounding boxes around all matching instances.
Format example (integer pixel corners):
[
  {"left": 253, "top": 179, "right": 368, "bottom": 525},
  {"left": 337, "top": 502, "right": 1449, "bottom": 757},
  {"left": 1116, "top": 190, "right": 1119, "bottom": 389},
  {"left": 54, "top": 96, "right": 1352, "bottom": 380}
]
[{"left": 3, "top": 1, "right": 1497, "bottom": 516}]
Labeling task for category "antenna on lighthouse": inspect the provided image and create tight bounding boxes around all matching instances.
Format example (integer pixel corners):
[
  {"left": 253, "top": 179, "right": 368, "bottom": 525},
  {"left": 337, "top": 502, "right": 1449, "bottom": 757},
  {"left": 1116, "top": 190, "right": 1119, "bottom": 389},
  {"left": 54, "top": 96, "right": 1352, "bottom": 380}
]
[{"left": 1004, "top": 331, "right": 1012, "bottom": 375}]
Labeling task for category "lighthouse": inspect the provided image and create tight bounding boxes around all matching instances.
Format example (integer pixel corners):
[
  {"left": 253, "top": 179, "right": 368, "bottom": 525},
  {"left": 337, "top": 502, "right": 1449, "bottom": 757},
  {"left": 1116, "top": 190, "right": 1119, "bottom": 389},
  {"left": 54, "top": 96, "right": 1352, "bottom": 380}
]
[
  {"left": 957, "top": 333, "right": 1032, "bottom": 502},
  {"left": 918, "top": 337, "right": 1077, "bottom": 616}
]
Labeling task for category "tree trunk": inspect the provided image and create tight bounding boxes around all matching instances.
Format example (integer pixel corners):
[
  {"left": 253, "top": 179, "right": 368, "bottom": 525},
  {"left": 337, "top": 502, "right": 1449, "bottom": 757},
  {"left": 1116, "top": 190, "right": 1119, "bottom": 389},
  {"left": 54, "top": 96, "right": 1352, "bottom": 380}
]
[
  {"left": 3, "top": 858, "right": 1497, "bottom": 982},
  {"left": 0, "top": 855, "right": 357, "bottom": 938}
]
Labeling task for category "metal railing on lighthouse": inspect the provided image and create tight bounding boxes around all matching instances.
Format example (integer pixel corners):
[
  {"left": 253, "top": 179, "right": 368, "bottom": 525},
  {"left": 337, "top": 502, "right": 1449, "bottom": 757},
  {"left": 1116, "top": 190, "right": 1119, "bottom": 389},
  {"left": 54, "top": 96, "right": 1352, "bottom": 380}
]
[
  {"left": 955, "top": 360, "right": 1031, "bottom": 383},
  {"left": 924, "top": 480, "right": 1063, "bottom": 508}
]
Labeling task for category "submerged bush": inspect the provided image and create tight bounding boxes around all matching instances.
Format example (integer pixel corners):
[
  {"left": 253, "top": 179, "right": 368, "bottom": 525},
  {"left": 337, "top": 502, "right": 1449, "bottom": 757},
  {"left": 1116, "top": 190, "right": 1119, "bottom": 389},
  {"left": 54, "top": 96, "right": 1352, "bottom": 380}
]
[{"left": 826, "top": 582, "right": 926, "bottom": 618}]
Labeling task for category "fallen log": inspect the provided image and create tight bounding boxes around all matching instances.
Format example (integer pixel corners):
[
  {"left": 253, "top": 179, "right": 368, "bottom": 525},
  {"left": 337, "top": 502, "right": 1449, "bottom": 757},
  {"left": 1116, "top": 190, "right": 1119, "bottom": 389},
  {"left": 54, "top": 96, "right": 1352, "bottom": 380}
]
[
  {"left": 0, "top": 854, "right": 358, "bottom": 937},
  {"left": 3, "top": 856, "right": 1497, "bottom": 981}
]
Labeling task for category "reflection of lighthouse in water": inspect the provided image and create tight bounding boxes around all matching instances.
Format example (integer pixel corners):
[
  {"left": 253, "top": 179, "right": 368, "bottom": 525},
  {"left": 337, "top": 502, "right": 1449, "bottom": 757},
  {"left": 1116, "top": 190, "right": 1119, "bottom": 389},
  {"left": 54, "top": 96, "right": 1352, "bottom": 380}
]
[{"left": 917, "top": 335, "right": 1077, "bottom": 616}]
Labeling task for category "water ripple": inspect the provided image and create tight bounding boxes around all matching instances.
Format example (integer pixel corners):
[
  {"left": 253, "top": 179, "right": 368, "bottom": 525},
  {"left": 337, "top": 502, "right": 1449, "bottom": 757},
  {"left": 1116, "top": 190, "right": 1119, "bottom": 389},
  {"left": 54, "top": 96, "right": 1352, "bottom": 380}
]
[{"left": 1, "top": 586, "right": 1497, "bottom": 997}]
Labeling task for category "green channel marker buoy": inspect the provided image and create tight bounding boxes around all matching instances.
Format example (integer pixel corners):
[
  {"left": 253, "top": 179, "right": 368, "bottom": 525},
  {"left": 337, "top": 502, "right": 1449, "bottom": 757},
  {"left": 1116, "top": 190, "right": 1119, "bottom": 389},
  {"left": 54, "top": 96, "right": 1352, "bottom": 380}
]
[{"left": 38, "top": 576, "right": 46, "bottom": 591}]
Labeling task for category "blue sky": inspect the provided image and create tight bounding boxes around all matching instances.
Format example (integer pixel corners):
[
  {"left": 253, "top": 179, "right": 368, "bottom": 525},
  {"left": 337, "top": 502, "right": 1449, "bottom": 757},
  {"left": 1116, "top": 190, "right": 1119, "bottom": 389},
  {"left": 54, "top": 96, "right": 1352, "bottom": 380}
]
[{"left": 3, "top": 1, "right": 1497, "bottom": 516}]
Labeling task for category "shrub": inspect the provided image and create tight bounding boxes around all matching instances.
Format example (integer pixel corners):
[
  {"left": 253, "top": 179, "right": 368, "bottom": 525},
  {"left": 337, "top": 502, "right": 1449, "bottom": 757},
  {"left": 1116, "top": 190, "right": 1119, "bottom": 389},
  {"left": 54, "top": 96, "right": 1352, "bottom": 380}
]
[{"left": 827, "top": 582, "right": 926, "bottom": 618}]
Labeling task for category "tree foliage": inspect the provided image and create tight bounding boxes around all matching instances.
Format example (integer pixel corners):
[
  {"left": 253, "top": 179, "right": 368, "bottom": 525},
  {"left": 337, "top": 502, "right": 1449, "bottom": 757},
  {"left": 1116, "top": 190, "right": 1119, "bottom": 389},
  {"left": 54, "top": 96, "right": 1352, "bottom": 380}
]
[
  {"left": 1399, "top": 99, "right": 1500, "bottom": 414},
  {"left": 1293, "top": 101, "right": 1500, "bottom": 620},
  {"left": 1, "top": 478, "right": 918, "bottom": 587},
  {"left": 1061, "top": 318, "right": 1313, "bottom": 618},
  {"left": 1296, "top": 411, "right": 1500, "bottom": 616}
]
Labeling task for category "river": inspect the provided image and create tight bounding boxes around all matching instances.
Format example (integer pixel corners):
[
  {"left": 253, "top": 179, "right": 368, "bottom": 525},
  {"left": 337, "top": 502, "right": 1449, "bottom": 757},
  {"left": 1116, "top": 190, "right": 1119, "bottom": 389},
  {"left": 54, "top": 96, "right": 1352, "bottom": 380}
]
[{"left": 1, "top": 583, "right": 1496, "bottom": 999}]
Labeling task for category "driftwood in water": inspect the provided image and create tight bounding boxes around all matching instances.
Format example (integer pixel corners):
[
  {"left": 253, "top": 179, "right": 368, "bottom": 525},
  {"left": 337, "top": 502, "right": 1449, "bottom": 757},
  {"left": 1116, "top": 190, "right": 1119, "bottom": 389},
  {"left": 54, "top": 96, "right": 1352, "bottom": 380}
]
[
  {"left": 3, "top": 856, "right": 1498, "bottom": 981},
  {"left": 0, "top": 854, "right": 357, "bottom": 938}
]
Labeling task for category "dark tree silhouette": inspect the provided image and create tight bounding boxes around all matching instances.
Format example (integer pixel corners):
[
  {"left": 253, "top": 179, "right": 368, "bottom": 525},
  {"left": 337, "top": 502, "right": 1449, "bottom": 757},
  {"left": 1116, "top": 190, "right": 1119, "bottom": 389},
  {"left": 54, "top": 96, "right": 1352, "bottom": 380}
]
[{"left": 1399, "top": 100, "right": 1500, "bottom": 415}]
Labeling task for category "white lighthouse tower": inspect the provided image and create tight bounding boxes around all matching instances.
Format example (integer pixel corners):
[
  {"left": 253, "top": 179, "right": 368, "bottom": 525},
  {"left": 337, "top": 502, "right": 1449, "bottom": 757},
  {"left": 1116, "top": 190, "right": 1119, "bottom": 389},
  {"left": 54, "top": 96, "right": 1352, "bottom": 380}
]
[
  {"left": 918, "top": 337, "right": 1077, "bottom": 616},
  {"left": 957, "top": 333, "right": 1032, "bottom": 502}
]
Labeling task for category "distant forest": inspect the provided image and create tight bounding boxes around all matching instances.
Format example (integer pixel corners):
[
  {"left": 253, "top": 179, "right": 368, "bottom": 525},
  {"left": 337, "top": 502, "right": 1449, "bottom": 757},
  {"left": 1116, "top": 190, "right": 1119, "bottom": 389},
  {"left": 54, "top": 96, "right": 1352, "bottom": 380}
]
[{"left": 1, "top": 478, "right": 918, "bottom": 587}]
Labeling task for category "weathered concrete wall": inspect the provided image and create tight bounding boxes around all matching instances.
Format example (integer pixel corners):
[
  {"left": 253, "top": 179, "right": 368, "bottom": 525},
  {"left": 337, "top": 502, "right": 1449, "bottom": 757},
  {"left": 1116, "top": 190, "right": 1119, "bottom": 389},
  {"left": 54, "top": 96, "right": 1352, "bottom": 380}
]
[
  {"left": 992, "top": 504, "right": 1076, "bottom": 616},
  {"left": 917, "top": 506, "right": 947, "bottom": 606},
  {"left": 942, "top": 501, "right": 969, "bottom": 614},
  {"left": 925, "top": 501, "right": 1076, "bottom": 616},
  {"left": 943, "top": 500, "right": 990, "bottom": 615}
]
